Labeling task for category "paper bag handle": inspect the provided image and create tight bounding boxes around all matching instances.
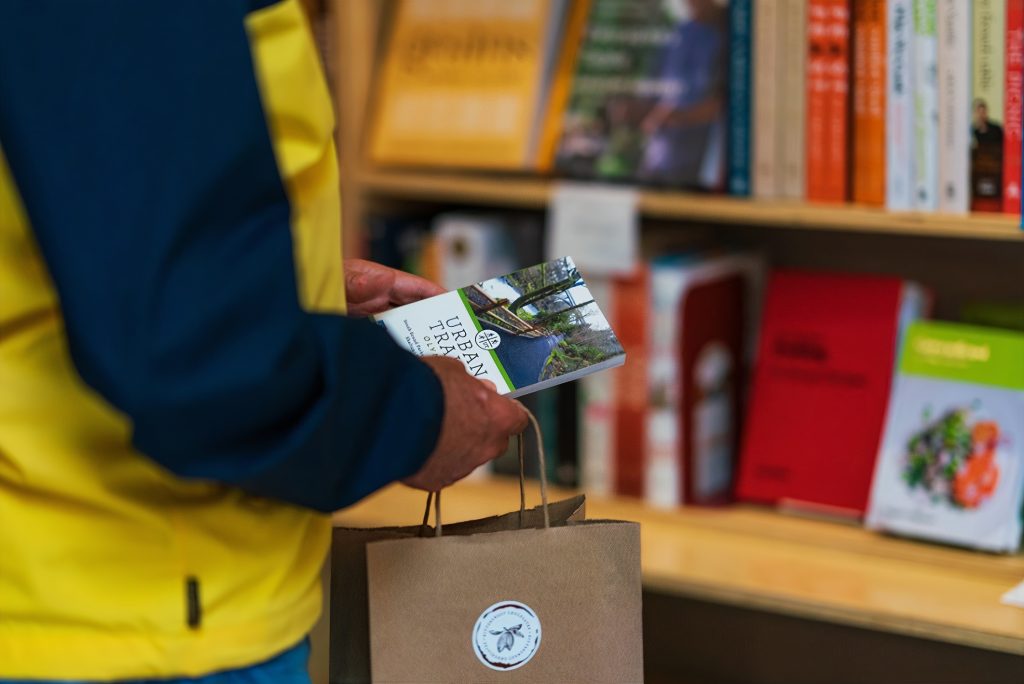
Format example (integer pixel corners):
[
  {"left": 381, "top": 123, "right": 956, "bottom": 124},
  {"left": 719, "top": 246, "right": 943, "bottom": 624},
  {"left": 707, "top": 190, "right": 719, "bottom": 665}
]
[{"left": 422, "top": 410, "right": 550, "bottom": 537}]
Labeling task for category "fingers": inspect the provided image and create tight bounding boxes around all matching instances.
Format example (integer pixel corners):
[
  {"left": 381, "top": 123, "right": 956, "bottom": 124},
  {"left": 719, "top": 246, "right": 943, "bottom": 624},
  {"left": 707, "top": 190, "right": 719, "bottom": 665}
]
[{"left": 389, "top": 270, "right": 446, "bottom": 305}]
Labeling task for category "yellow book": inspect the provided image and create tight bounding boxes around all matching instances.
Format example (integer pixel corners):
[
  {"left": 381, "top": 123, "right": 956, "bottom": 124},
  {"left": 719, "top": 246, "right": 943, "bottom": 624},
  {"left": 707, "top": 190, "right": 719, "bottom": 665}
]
[{"left": 369, "top": 0, "right": 568, "bottom": 170}]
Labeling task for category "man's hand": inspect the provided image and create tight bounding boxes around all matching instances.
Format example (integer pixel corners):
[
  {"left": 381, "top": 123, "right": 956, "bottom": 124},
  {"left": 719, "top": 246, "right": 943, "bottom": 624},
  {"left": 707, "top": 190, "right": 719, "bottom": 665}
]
[
  {"left": 344, "top": 259, "right": 445, "bottom": 317},
  {"left": 403, "top": 356, "right": 530, "bottom": 491}
]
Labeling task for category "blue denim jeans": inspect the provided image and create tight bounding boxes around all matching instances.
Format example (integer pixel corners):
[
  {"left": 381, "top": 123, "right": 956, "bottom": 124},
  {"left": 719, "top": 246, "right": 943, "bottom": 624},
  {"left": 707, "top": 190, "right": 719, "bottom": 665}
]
[{"left": 0, "top": 639, "right": 311, "bottom": 684}]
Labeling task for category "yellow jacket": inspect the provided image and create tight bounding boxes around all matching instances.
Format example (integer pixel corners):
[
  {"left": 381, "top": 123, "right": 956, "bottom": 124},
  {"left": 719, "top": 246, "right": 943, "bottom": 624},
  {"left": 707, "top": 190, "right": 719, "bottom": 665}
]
[{"left": 0, "top": 1, "right": 442, "bottom": 678}]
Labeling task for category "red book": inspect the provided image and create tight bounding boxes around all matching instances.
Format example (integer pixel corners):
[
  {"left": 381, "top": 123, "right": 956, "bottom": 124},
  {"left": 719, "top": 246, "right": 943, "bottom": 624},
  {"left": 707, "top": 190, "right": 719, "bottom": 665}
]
[
  {"left": 1005, "top": 0, "right": 1024, "bottom": 215},
  {"left": 736, "top": 270, "right": 928, "bottom": 517},
  {"left": 612, "top": 269, "right": 650, "bottom": 499},
  {"left": 825, "top": 0, "right": 852, "bottom": 201},
  {"left": 806, "top": 0, "right": 832, "bottom": 201},
  {"left": 851, "top": 0, "right": 887, "bottom": 206}
]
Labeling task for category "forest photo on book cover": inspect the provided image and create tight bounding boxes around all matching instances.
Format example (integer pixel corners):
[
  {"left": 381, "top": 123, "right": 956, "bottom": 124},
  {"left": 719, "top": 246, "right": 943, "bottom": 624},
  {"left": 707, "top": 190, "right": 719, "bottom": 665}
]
[{"left": 464, "top": 257, "right": 622, "bottom": 388}]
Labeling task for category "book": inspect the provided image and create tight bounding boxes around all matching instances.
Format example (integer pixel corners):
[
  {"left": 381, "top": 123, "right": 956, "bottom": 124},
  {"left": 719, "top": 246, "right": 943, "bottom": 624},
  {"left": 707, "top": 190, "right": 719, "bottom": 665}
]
[
  {"left": 1004, "top": 0, "right": 1024, "bottom": 214},
  {"left": 886, "top": 0, "right": 916, "bottom": 210},
  {"left": 826, "top": 0, "right": 853, "bottom": 202},
  {"left": 611, "top": 269, "right": 651, "bottom": 499},
  {"left": 937, "top": 0, "right": 971, "bottom": 214},
  {"left": 780, "top": 0, "right": 808, "bottom": 200},
  {"left": 736, "top": 270, "right": 930, "bottom": 517},
  {"left": 431, "top": 212, "right": 542, "bottom": 291},
  {"left": 644, "top": 253, "right": 763, "bottom": 508},
  {"left": 373, "top": 256, "right": 625, "bottom": 399},
  {"left": 728, "top": 0, "right": 754, "bottom": 196},
  {"left": 369, "top": 0, "right": 569, "bottom": 170},
  {"left": 807, "top": 0, "right": 832, "bottom": 201},
  {"left": 865, "top": 322, "right": 1024, "bottom": 552},
  {"left": 578, "top": 277, "right": 617, "bottom": 495},
  {"left": 555, "top": 0, "right": 729, "bottom": 189},
  {"left": 851, "top": 0, "right": 887, "bottom": 207},
  {"left": 754, "top": 0, "right": 782, "bottom": 198},
  {"left": 971, "top": 0, "right": 1007, "bottom": 213},
  {"left": 912, "top": 0, "right": 939, "bottom": 210}
]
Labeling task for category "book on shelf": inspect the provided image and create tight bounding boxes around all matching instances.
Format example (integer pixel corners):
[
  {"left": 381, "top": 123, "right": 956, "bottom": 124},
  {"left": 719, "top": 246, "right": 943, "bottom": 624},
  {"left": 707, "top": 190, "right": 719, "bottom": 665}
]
[
  {"left": 736, "top": 270, "right": 931, "bottom": 518},
  {"left": 937, "top": 0, "right": 971, "bottom": 214},
  {"left": 912, "top": 0, "right": 938, "bottom": 211},
  {"left": 368, "top": 0, "right": 575, "bottom": 170},
  {"left": 373, "top": 256, "right": 625, "bottom": 399},
  {"left": 1004, "top": 0, "right": 1024, "bottom": 215},
  {"left": 728, "top": 0, "right": 754, "bottom": 196},
  {"left": 887, "top": 0, "right": 916, "bottom": 210},
  {"left": 780, "top": 0, "right": 808, "bottom": 201},
  {"left": 865, "top": 321, "right": 1024, "bottom": 553},
  {"left": 971, "top": 0, "right": 1007, "bottom": 213},
  {"left": 851, "top": 0, "right": 887, "bottom": 207},
  {"left": 554, "top": 0, "right": 729, "bottom": 190},
  {"left": 754, "top": 0, "right": 781, "bottom": 198}
]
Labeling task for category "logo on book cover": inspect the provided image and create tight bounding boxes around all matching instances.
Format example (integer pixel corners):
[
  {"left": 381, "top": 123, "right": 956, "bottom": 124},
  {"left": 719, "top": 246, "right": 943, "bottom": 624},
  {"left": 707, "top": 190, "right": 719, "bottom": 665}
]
[
  {"left": 472, "top": 600, "right": 541, "bottom": 671},
  {"left": 475, "top": 329, "right": 502, "bottom": 351}
]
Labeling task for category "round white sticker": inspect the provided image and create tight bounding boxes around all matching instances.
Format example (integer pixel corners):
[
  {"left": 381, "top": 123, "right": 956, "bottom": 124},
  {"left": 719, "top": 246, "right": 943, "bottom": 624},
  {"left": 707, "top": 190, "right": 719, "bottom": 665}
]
[
  {"left": 475, "top": 329, "right": 502, "bottom": 350},
  {"left": 472, "top": 600, "right": 541, "bottom": 671}
]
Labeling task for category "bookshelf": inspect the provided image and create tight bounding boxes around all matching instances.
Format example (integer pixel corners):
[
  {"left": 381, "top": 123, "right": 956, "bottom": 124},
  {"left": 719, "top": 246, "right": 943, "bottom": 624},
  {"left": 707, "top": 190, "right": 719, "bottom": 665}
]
[
  {"left": 319, "top": 1, "right": 1024, "bottom": 681},
  {"left": 356, "top": 168, "right": 1024, "bottom": 242},
  {"left": 333, "top": 477, "right": 1024, "bottom": 655}
]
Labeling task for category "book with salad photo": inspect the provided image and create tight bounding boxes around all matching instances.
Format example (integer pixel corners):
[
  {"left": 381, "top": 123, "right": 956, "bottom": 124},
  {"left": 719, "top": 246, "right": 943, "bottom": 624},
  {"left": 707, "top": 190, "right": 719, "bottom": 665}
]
[{"left": 865, "top": 322, "right": 1024, "bottom": 553}]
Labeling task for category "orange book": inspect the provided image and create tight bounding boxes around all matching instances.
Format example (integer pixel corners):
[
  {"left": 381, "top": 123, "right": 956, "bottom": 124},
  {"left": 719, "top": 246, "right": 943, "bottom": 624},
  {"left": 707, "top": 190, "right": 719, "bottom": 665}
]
[
  {"left": 612, "top": 269, "right": 650, "bottom": 499},
  {"left": 536, "top": 0, "right": 592, "bottom": 171},
  {"left": 825, "top": 0, "right": 852, "bottom": 201},
  {"left": 851, "top": 0, "right": 887, "bottom": 205},
  {"left": 806, "top": 0, "right": 832, "bottom": 200}
]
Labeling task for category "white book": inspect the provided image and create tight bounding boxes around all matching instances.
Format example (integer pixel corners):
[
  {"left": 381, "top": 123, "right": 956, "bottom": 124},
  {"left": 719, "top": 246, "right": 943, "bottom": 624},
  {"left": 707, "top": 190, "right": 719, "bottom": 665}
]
[
  {"left": 779, "top": 0, "right": 808, "bottom": 200},
  {"left": 753, "top": 0, "right": 781, "bottom": 198},
  {"left": 913, "top": 0, "right": 939, "bottom": 210},
  {"left": 373, "top": 256, "right": 625, "bottom": 399},
  {"left": 937, "top": 0, "right": 972, "bottom": 214},
  {"left": 887, "top": 0, "right": 917, "bottom": 210}
]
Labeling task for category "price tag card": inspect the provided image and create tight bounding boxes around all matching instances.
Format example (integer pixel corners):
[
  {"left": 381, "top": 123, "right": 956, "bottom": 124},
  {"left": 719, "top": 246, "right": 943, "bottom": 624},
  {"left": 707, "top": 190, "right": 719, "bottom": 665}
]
[{"left": 546, "top": 183, "right": 639, "bottom": 276}]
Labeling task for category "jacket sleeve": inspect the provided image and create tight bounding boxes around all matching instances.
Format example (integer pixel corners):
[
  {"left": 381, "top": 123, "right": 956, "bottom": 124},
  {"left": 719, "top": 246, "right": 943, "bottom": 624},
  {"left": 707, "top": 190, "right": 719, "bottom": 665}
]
[{"left": 0, "top": 0, "right": 443, "bottom": 512}]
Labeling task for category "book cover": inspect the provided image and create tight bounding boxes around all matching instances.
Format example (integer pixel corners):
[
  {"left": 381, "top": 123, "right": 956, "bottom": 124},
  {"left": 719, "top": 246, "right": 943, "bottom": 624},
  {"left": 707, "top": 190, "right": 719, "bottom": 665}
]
[
  {"left": 1004, "top": 0, "right": 1024, "bottom": 214},
  {"left": 851, "top": 0, "right": 884, "bottom": 205},
  {"left": 971, "top": 0, "right": 1007, "bottom": 213},
  {"left": 938, "top": 0, "right": 971, "bottom": 214},
  {"left": 825, "top": 0, "right": 852, "bottom": 201},
  {"left": 912, "top": 0, "right": 939, "bottom": 210},
  {"left": 369, "top": 0, "right": 567, "bottom": 170},
  {"left": 865, "top": 322, "right": 1024, "bottom": 552},
  {"left": 728, "top": 0, "right": 754, "bottom": 196},
  {"left": 736, "top": 271, "right": 928, "bottom": 517},
  {"left": 807, "top": 0, "right": 831, "bottom": 201},
  {"left": 645, "top": 254, "right": 761, "bottom": 508},
  {"left": 886, "top": 0, "right": 916, "bottom": 210},
  {"left": 780, "top": 0, "right": 809, "bottom": 200},
  {"left": 374, "top": 257, "right": 625, "bottom": 399},
  {"left": 754, "top": 0, "right": 782, "bottom": 198},
  {"left": 851, "top": 0, "right": 887, "bottom": 206},
  {"left": 555, "top": 0, "right": 729, "bottom": 189}
]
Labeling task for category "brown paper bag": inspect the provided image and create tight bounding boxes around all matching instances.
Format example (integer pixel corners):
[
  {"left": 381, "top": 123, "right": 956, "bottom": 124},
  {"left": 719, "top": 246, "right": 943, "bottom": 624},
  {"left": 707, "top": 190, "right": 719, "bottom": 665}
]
[
  {"left": 333, "top": 416, "right": 643, "bottom": 683},
  {"left": 329, "top": 493, "right": 588, "bottom": 683}
]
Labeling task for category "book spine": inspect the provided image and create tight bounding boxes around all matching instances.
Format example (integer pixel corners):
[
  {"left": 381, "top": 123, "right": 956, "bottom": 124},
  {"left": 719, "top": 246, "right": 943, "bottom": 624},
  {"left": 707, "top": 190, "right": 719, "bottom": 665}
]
[
  {"left": 913, "top": 0, "right": 939, "bottom": 210},
  {"left": 971, "top": 0, "right": 1007, "bottom": 212},
  {"left": 807, "top": 0, "right": 832, "bottom": 200},
  {"left": 938, "top": 0, "right": 972, "bottom": 214},
  {"left": 536, "top": 0, "right": 592, "bottom": 171},
  {"left": 887, "top": 0, "right": 916, "bottom": 210},
  {"left": 781, "top": 0, "right": 809, "bottom": 199},
  {"left": 612, "top": 271, "right": 650, "bottom": 498},
  {"left": 729, "top": 0, "right": 754, "bottom": 196},
  {"left": 578, "top": 278, "right": 616, "bottom": 496},
  {"left": 826, "top": 0, "right": 852, "bottom": 201},
  {"left": 1005, "top": 0, "right": 1024, "bottom": 214},
  {"left": 754, "top": 0, "right": 781, "bottom": 198},
  {"left": 852, "top": 0, "right": 888, "bottom": 206}
]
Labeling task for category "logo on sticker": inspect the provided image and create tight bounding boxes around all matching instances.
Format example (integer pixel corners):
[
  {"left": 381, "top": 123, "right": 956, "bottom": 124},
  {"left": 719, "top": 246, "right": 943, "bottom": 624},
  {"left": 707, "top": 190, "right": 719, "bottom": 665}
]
[
  {"left": 472, "top": 600, "right": 541, "bottom": 671},
  {"left": 475, "top": 329, "right": 501, "bottom": 350}
]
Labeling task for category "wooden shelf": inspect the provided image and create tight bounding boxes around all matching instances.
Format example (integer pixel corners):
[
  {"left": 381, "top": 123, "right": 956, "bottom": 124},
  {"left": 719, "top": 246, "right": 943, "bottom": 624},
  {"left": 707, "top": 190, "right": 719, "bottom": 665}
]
[
  {"left": 332, "top": 477, "right": 1024, "bottom": 656},
  {"left": 355, "top": 168, "right": 1024, "bottom": 242}
]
